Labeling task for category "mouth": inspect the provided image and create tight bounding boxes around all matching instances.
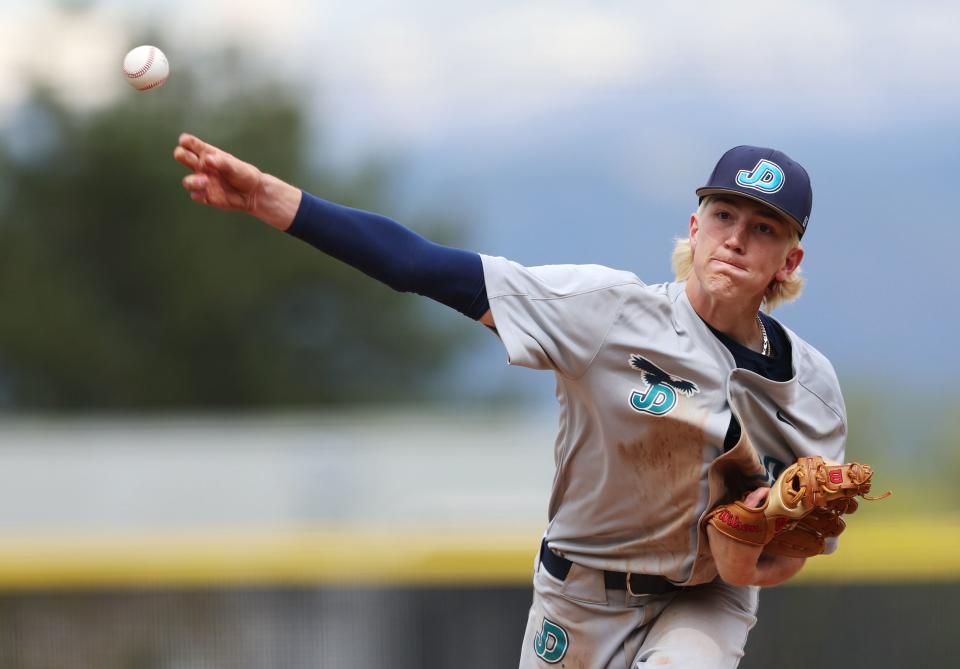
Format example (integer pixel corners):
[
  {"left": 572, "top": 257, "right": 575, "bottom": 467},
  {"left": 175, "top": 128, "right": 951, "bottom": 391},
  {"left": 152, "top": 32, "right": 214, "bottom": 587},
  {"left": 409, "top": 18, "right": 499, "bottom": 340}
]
[{"left": 710, "top": 257, "right": 747, "bottom": 272}]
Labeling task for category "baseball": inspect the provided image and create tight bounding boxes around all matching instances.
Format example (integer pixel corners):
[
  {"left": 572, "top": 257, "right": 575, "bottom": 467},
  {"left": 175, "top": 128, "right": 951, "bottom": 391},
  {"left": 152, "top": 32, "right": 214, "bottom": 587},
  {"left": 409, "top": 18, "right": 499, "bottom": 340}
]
[{"left": 122, "top": 45, "right": 169, "bottom": 92}]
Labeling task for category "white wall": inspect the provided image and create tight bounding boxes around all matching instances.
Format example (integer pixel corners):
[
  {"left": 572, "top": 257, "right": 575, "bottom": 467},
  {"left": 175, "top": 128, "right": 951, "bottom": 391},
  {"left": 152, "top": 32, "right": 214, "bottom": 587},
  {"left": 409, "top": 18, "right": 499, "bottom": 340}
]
[{"left": 0, "top": 411, "right": 557, "bottom": 532}]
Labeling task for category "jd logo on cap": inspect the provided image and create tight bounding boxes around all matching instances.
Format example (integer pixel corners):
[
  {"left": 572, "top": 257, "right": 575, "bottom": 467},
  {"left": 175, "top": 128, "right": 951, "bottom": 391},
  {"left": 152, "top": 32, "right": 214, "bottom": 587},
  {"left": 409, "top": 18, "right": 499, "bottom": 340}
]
[{"left": 736, "top": 159, "right": 785, "bottom": 194}]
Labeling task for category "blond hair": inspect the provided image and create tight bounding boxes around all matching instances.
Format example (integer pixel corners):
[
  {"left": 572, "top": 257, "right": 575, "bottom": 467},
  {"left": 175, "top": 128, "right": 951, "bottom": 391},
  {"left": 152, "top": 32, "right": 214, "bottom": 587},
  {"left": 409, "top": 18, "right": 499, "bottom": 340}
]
[{"left": 672, "top": 196, "right": 804, "bottom": 311}]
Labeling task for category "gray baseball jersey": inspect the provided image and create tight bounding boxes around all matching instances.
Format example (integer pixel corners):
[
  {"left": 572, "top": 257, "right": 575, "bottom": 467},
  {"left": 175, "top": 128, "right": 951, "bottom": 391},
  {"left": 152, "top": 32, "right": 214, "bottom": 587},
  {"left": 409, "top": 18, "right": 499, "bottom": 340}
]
[{"left": 481, "top": 255, "right": 847, "bottom": 586}]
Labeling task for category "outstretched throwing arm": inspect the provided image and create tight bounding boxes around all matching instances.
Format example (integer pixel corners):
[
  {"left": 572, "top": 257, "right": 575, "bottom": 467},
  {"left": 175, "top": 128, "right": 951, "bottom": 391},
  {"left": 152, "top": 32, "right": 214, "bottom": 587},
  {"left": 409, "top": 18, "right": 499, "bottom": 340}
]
[{"left": 172, "top": 133, "right": 490, "bottom": 321}]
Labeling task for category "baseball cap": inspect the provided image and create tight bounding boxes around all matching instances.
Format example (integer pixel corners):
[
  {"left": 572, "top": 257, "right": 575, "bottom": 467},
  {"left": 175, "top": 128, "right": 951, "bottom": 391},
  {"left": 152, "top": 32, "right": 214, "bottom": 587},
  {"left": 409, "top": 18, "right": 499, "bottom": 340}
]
[{"left": 696, "top": 145, "right": 812, "bottom": 238}]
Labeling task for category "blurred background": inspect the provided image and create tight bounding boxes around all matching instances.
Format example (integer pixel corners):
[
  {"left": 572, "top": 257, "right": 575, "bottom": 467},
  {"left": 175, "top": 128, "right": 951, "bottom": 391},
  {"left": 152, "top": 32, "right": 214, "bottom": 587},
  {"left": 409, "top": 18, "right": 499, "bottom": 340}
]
[{"left": 0, "top": 0, "right": 957, "bottom": 666}]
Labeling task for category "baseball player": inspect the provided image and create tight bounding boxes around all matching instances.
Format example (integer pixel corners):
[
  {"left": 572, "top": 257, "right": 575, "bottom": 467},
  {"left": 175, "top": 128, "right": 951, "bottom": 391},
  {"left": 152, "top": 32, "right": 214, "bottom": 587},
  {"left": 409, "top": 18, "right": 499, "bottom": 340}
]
[{"left": 174, "top": 136, "right": 845, "bottom": 668}]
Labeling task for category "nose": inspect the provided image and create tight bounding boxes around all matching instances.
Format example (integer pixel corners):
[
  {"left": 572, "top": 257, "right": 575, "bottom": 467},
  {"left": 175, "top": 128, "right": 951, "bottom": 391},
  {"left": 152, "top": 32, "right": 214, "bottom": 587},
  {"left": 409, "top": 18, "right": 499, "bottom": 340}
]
[{"left": 722, "top": 222, "right": 748, "bottom": 252}]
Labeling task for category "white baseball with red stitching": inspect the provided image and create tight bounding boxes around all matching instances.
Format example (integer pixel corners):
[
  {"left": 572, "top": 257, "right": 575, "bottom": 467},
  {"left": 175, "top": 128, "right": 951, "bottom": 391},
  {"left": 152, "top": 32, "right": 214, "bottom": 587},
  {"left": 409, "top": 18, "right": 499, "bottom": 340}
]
[{"left": 122, "top": 45, "right": 169, "bottom": 92}]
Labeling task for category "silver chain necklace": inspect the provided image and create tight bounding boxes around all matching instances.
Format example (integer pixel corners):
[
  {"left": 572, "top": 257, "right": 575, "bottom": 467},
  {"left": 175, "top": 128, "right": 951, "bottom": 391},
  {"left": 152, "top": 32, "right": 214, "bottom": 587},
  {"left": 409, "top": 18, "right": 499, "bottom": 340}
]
[{"left": 756, "top": 313, "right": 771, "bottom": 357}]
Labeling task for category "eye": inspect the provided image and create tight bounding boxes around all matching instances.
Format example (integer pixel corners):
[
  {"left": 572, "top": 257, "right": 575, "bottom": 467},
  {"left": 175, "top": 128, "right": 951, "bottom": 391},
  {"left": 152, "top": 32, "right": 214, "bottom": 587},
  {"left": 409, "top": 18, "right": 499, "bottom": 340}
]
[
  {"left": 755, "top": 222, "right": 775, "bottom": 235},
  {"left": 716, "top": 210, "right": 731, "bottom": 220}
]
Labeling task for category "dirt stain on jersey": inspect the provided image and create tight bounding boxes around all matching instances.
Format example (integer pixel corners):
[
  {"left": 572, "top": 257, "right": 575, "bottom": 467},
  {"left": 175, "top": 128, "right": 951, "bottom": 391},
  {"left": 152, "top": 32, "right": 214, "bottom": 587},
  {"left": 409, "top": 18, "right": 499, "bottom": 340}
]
[{"left": 617, "top": 407, "right": 708, "bottom": 558}]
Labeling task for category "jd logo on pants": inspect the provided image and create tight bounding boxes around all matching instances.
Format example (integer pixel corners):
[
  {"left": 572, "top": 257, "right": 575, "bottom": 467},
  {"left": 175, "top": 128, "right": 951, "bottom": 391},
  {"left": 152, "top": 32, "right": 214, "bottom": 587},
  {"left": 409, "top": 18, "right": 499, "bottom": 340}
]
[
  {"left": 533, "top": 618, "right": 568, "bottom": 663},
  {"left": 736, "top": 159, "right": 785, "bottom": 193}
]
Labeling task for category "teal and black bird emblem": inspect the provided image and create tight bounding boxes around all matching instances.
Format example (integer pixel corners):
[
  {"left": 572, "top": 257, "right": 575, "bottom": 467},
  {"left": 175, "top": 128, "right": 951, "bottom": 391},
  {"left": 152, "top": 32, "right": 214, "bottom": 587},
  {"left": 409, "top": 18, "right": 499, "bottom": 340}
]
[{"left": 629, "top": 355, "right": 700, "bottom": 397}]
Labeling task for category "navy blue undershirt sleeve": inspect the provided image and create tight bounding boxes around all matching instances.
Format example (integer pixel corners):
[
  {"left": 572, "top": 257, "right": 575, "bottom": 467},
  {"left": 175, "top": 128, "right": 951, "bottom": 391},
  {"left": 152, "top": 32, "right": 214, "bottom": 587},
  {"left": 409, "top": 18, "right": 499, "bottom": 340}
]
[{"left": 286, "top": 191, "right": 489, "bottom": 320}]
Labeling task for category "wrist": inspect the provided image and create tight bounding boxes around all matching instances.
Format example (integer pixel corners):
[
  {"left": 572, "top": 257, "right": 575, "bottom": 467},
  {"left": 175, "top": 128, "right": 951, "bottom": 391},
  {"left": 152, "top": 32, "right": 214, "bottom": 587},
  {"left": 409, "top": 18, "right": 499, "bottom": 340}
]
[{"left": 251, "top": 173, "right": 302, "bottom": 231}]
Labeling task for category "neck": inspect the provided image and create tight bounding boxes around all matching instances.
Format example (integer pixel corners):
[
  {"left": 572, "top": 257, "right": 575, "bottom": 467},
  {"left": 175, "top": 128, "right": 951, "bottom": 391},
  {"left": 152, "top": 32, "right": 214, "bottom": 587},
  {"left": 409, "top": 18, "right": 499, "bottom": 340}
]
[{"left": 685, "top": 280, "right": 765, "bottom": 353}]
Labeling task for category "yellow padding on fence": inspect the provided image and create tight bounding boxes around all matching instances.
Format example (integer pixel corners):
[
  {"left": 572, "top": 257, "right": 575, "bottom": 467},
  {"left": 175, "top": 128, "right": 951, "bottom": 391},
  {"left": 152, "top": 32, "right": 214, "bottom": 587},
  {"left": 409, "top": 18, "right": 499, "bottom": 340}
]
[
  {"left": 0, "top": 518, "right": 956, "bottom": 590},
  {"left": 0, "top": 527, "right": 541, "bottom": 590},
  {"left": 792, "top": 517, "right": 960, "bottom": 584}
]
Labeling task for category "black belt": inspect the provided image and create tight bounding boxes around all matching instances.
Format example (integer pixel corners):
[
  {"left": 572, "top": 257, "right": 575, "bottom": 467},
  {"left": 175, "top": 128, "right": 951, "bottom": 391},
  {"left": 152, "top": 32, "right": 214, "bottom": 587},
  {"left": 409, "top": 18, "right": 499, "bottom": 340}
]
[{"left": 539, "top": 540, "right": 680, "bottom": 596}]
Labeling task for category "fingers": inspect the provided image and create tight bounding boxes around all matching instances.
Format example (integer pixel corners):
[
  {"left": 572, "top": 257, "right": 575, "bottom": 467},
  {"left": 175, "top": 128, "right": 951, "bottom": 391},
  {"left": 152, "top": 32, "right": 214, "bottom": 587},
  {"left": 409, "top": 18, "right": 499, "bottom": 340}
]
[
  {"left": 176, "top": 132, "right": 257, "bottom": 212},
  {"left": 175, "top": 132, "right": 227, "bottom": 173},
  {"left": 743, "top": 486, "right": 770, "bottom": 508},
  {"left": 177, "top": 133, "right": 218, "bottom": 207},
  {"left": 173, "top": 146, "right": 199, "bottom": 171},
  {"left": 182, "top": 173, "right": 212, "bottom": 207},
  {"left": 175, "top": 133, "right": 215, "bottom": 172},
  {"left": 178, "top": 132, "right": 213, "bottom": 156},
  {"left": 200, "top": 151, "right": 224, "bottom": 172},
  {"left": 182, "top": 173, "right": 208, "bottom": 191}
]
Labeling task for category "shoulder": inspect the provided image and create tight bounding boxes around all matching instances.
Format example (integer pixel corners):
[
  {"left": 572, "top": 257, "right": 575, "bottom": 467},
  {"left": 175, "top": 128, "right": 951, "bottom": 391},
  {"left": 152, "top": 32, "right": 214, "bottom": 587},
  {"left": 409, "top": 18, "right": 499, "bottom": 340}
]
[{"left": 480, "top": 255, "right": 644, "bottom": 299}]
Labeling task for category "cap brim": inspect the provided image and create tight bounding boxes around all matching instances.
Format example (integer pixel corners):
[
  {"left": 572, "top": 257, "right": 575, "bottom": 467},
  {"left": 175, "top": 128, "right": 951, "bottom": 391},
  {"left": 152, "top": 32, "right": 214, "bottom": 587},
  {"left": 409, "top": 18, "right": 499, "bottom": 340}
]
[{"left": 695, "top": 187, "right": 805, "bottom": 238}]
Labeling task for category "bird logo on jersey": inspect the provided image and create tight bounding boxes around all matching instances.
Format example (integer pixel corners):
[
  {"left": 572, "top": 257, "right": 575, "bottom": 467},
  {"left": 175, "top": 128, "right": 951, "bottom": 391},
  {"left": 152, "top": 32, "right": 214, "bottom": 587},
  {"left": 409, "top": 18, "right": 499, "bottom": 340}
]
[{"left": 628, "top": 355, "right": 700, "bottom": 416}]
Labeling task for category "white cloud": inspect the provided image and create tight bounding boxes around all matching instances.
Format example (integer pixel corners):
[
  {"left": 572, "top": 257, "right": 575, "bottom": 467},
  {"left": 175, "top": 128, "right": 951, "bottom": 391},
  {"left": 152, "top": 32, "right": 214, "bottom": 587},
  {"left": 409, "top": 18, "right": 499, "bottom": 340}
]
[
  {"left": 3, "top": 1, "right": 960, "bottom": 140},
  {"left": 653, "top": 1, "right": 960, "bottom": 124},
  {"left": 298, "top": 0, "right": 960, "bottom": 143},
  {"left": 0, "top": 4, "right": 129, "bottom": 117},
  {"left": 0, "top": 0, "right": 317, "bottom": 121},
  {"left": 308, "top": 3, "right": 650, "bottom": 145},
  {"left": 454, "top": 5, "right": 645, "bottom": 86},
  {"left": 155, "top": 0, "right": 314, "bottom": 73}
]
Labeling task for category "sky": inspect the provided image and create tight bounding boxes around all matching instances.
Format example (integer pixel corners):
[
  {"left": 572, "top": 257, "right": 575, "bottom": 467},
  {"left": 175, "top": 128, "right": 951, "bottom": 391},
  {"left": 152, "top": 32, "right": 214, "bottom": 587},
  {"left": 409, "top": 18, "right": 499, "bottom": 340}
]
[{"left": 1, "top": 0, "right": 959, "bottom": 399}]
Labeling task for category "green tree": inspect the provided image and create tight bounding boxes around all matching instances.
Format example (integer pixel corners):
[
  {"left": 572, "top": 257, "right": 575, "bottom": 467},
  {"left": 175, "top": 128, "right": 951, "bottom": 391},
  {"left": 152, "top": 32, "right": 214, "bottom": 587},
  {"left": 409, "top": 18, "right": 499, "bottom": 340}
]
[{"left": 0, "top": 55, "right": 471, "bottom": 410}]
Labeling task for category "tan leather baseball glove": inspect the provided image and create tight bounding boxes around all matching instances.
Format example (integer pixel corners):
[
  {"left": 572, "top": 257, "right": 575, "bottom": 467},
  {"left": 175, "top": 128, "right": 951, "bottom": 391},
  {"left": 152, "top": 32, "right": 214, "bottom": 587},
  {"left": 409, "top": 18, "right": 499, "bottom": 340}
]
[{"left": 705, "top": 456, "right": 890, "bottom": 558}]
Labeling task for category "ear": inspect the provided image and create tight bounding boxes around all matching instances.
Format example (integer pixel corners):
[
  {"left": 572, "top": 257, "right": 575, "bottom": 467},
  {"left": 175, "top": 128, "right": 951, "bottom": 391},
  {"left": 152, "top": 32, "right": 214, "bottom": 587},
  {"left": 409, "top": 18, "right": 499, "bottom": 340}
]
[
  {"left": 689, "top": 213, "right": 700, "bottom": 248},
  {"left": 775, "top": 246, "right": 804, "bottom": 282}
]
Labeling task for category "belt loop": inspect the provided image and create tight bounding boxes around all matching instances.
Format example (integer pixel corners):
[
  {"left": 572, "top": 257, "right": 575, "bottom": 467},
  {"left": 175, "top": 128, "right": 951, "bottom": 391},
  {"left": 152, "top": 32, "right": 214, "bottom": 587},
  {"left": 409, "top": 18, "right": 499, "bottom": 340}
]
[{"left": 626, "top": 572, "right": 641, "bottom": 598}]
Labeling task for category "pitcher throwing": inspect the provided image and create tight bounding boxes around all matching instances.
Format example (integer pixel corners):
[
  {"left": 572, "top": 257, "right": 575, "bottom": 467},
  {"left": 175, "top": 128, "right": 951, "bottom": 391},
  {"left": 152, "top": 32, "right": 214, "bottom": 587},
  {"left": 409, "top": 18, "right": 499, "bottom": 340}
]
[{"left": 175, "top": 136, "right": 880, "bottom": 668}]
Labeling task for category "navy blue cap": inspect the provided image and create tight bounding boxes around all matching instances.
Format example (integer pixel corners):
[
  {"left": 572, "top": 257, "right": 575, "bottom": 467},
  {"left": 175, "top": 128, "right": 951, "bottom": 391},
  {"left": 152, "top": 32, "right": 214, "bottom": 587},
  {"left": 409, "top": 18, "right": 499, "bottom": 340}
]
[{"left": 696, "top": 145, "right": 812, "bottom": 238}]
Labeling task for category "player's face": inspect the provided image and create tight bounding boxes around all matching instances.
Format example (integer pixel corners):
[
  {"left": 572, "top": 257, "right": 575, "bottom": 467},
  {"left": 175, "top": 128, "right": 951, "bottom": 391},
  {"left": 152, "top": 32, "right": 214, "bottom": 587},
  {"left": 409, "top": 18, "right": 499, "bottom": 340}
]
[{"left": 688, "top": 195, "right": 803, "bottom": 304}]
